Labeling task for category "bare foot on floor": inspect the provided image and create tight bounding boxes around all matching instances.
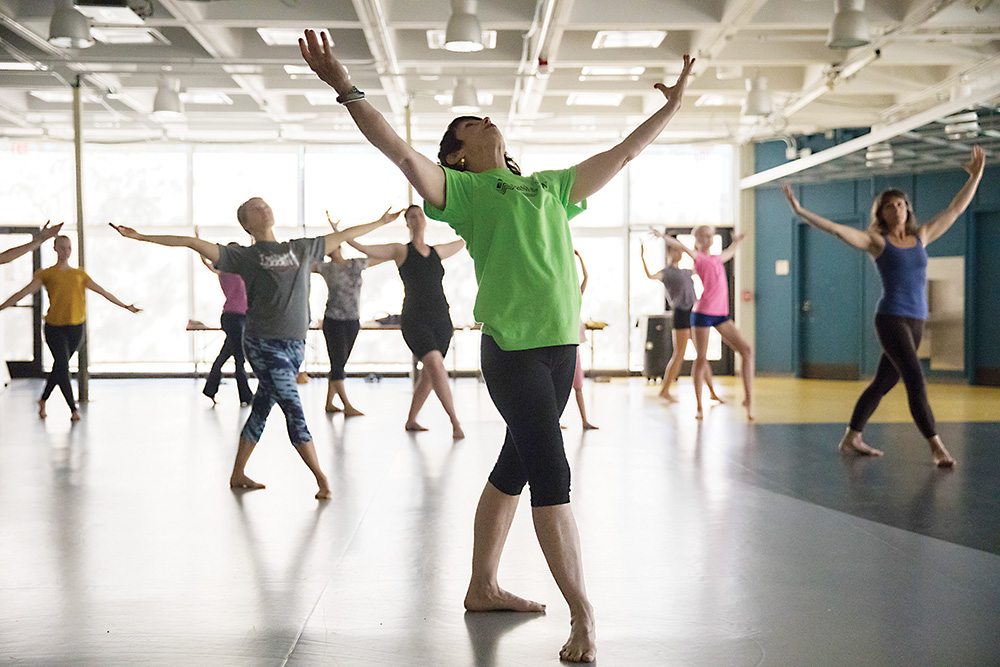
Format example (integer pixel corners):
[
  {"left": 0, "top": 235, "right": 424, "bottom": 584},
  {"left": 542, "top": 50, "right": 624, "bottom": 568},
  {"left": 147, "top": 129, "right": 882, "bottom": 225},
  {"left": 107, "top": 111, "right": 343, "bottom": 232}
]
[
  {"left": 38, "top": 399, "right": 46, "bottom": 420},
  {"left": 464, "top": 585, "right": 545, "bottom": 613},
  {"left": 325, "top": 404, "right": 342, "bottom": 414},
  {"left": 70, "top": 410, "right": 81, "bottom": 422},
  {"left": 453, "top": 424, "right": 466, "bottom": 440},
  {"left": 343, "top": 407, "right": 364, "bottom": 417},
  {"left": 838, "top": 430, "right": 884, "bottom": 457},
  {"left": 659, "top": 391, "right": 678, "bottom": 403},
  {"left": 559, "top": 607, "right": 597, "bottom": 663},
  {"left": 710, "top": 393, "right": 725, "bottom": 403},
  {"left": 230, "top": 475, "right": 265, "bottom": 491},
  {"left": 405, "top": 421, "right": 429, "bottom": 432},
  {"left": 929, "top": 438, "right": 956, "bottom": 468},
  {"left": 743, "top": 398, "right": 753, "bottom": 421},
  {"left": 315, "top": 482, "right": 332, "bottom": 500},
  {"left": 582, "top": 422, "right": 599, "bottom": 430},
  {"left": 695, "top": 408, "right": 703, "bottom": 420}
]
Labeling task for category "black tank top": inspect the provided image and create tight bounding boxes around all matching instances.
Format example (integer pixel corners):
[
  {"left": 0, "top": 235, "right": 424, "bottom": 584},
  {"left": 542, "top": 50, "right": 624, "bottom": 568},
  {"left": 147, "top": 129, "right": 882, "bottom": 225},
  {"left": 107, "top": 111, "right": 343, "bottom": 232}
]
[{"left": 399, "top": 243, "right": 449, "bottom": 315}]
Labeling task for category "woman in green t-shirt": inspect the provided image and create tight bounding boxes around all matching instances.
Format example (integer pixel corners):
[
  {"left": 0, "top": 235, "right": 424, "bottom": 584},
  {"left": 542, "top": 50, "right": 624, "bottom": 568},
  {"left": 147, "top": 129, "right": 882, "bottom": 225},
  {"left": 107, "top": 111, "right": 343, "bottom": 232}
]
[{"left": 301, "top": 29, "right": 694, "bottom": 664}]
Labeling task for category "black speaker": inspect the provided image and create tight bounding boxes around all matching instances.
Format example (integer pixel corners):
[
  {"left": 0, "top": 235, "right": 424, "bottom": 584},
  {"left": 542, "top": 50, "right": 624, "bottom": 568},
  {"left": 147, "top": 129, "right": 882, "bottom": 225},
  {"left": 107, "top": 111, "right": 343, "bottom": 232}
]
[{"left": 642, "top": 314, "right": 673, "bottom": 380}]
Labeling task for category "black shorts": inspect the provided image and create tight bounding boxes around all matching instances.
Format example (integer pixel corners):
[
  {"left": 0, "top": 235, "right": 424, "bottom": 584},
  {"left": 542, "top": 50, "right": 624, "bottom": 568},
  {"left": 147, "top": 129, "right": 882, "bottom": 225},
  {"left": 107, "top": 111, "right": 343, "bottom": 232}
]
[
  {"left": 671, "top": 307, "right": 692, "bottom": 330},
  {"left": 401, "top": 310, "right": 453, "bottom": 359}
]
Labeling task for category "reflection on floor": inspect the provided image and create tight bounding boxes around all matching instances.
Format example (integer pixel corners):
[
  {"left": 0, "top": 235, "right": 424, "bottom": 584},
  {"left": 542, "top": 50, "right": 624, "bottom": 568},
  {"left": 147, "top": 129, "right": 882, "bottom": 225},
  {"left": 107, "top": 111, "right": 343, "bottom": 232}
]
[{"left": 1, "top": 376, "right": 998, "bottom": 666}]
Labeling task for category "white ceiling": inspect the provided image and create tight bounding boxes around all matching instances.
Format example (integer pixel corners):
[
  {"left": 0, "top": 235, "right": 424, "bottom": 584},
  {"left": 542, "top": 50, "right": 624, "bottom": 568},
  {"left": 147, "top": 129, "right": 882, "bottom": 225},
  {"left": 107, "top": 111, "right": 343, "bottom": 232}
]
[{"left": 1, "top": 0, "right": 998, "bottom": 178}]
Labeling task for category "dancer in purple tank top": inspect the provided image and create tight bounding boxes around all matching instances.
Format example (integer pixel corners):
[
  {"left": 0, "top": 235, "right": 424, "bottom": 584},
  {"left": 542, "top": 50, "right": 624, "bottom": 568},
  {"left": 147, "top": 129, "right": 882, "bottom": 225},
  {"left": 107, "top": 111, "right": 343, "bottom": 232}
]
[{"left": 781, "top": 145, "right": 984, "bottom": 467}]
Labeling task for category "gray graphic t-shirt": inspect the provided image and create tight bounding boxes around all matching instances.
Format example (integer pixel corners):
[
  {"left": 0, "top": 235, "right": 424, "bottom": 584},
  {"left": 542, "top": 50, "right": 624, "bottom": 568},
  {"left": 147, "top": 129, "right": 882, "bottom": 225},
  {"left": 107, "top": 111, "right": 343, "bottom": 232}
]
[
  {"left": 216, "top": 237, "right": 326, "bottom": 340},
  {"left": 316, "top": 257, "right": 368, "bottom": 321},
  {"left": 661, "top": 266, "right": 696, "bottom": 311}
]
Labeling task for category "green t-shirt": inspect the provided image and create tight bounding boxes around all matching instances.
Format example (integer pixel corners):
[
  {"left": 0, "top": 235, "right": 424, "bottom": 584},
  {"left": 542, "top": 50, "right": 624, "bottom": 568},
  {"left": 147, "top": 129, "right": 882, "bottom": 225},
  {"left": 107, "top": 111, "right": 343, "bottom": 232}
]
[{"left": 424, "top": 166, "right": 587, "bottom": 351}]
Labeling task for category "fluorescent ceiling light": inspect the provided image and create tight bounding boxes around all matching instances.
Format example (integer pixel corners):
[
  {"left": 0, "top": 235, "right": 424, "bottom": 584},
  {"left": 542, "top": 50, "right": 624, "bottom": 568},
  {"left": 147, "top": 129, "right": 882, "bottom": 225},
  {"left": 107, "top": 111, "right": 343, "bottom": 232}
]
[
  {"left": 305, "top": 92, "right": 341, "bottom": 106},
  {"left": 75, "top": 5, "right": 143, "bottom": 25},
  {"left": 0, "top": 62, "right": 40, "bottom": 71},
  {"left": 566, "top": 92, "right": 624, "bottom": 107},
  {"left": 180, "top": 92, "right": 233, "bottom": 105},
  {"left": 579, "top": 66, "right": 645, "bottom": 81},
  {"left": 283, "top": 64, "right": 315, "bottom": 79},
  {"left": 257, "top": 28, "right": 329, "bottom": 47},
  {"left": 592, "top": 30, "right": 666, "bottom": 49},
  {"left": 426, "top": 29, "right": 496, "bottom": 50},
  {"left": 695, "top": 94, "right": 743, "bottom": 107},
  {"left": 91, "top": 27, "right": 169, "bottom": 45},
  {"left": 30, "top": 89, "right": 98, "bottom": 103}
]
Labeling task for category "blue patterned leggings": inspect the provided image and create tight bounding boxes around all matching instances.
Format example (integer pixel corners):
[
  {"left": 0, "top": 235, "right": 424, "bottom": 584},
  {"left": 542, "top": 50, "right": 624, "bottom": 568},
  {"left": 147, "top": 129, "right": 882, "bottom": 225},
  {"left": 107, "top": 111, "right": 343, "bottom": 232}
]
[{"left": 242, "top": 336, "right": 312, "bottom": 445}]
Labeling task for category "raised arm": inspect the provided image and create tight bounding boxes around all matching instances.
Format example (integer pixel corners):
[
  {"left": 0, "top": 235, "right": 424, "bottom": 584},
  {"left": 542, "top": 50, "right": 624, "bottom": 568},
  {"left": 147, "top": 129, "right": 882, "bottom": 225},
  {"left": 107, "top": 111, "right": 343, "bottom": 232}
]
[
  {"left": 718, "top": 233, "right": 746, "bottom": 264},
  {"left": 919, "top": 145, "right": 986, "bottom": 246},
  {"left": 639, "top": 244, "right": 664, "bottom": 281},
  {"left": 0, "top": 221, "right": 63, "bottom": 265},
  {"left": 85, "top": 277, "right": 140, "bottom": 313},
  {"left": 346, "top": 238, "right": 407, "bottom": 264},
  {"left": 435, "top": 238, "right": 467, "bottom": 260},
  {"left": 574, "top": 249, "right": 590, "bottom": 294},
  {"left": 109, "top": 224, "right": 220, "bottom": 264},
  {"left": 193, "top": 227, "right": 219, "bottom": 273},
  {"left": 0, "top": 275, "right": 43, "bottom": 311},
  {"left": 570, "top": 55, "right": 695, "bottom": 203},
  {"left": 300, "top": 30, "right": 445, "bottom": 208},
  {"left": 323, "top": 208, "right": 402, "bottom": 255},
  {"left": 653, "top": 229, "right": 697, "bottom": 260},
  {"left": 781, "top": 183, "right": 880, "bottom": 254}
]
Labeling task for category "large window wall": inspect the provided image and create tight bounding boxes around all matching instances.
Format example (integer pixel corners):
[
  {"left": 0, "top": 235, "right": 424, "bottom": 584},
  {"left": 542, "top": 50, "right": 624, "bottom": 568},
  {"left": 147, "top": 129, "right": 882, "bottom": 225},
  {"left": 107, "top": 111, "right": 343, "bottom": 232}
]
[{"left": 0, "top": 140, "right": 734, "bottom": 374}]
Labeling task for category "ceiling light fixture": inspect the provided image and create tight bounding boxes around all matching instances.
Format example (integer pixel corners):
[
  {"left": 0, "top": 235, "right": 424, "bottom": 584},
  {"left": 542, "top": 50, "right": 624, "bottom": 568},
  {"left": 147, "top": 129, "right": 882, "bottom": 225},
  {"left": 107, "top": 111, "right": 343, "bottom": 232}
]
[
  {"left": 591, "top": 30, "right": 666, "bottom": 49},
  {"left": 451, "top": 78, "right": 481, "bottom": 112},
  {"left": 864, "top": 142, "right": 893, "bottom": 167},
  {"left": 445, "top": 0, "right": 484, "bottom": 53},
  {"left": 742, "top": 75, "right": 772, "bottom": 117},
  {"left": 152, "top": 76, "right": 183, "bottom": 118},
  {"left": 939, "top": 111, "right": 980, "bottom": 139},
  {"left": 48, "top": 0, "right": 94, "bottom": 49},
  {"left": 828, "top": 0, "right": 871, "bottom": 50}
]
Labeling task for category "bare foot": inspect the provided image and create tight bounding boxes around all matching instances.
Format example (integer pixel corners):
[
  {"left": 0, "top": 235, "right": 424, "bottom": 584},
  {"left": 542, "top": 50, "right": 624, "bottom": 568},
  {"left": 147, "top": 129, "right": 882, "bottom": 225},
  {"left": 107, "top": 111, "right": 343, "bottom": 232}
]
[
  {"left": 695, "top": 408, "right": 703, "bottom": 420},
  {"left": 582, "top": 422, "right": 599, "bottom": 430},
  {"left": 69, "top": 410, "right": 81, "bottom": 422},
  {"left": 710, "top": 393, "right": 725, "bottom": 403},
  {"left": 405, "top": 421, "right": 429, "bottom": 432},
  {"left": 559, "top": 605, "right": 597, "bottom": 663},
  {"left": 343, "top": 407, "right": 364, "bottom": 417},
  {"left": 37, "top": 399, "right": 47, "bottom": 419},
  {"left": 315, "top": 482, "right": 332, "bottom": 500},
  {"left": 453, "top": 424, "right": 466, "bottom": 440},
  {"left": 838, "top": 429, "right": 884, "bottom": 457},
  {"left": 929, "top": 437, "right": 956, "bottom": 468},
  {"left": 325, "top": 404, "right": 343, "bottom": 414},
  {"left": 743, "top": 398, "right": 753, "bottom": 421},
  {"left": 659, "top": 390, "right": 678, "bottom": 403},
  {"left": 464, "top": 585, "right": 545, "bottom": 613},
  {"left": 230, "top": 474, "right": 265, "bottom": 491}
]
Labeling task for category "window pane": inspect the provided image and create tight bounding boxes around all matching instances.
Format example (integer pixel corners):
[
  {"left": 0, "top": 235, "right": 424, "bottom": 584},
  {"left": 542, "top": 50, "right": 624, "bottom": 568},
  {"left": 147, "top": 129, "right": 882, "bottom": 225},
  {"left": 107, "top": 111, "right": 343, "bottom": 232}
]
[
  {"left": 629, "top": 145, "right": 734, "bottom": 226},
  {"left": 193, "top": 148, "right": 300, "bottom": 231}
]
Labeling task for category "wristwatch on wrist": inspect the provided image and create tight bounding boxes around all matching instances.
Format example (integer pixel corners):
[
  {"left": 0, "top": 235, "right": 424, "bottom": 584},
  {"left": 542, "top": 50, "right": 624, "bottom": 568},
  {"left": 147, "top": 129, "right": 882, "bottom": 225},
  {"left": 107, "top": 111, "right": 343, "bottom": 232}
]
[{"left": 336, "top": 86, "right": 366, "bottom": 104}]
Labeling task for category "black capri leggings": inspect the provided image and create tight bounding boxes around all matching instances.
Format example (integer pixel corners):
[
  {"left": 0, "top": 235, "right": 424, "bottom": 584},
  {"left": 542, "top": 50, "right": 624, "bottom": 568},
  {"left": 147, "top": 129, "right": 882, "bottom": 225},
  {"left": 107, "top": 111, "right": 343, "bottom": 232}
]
[
  {"left": 480, "top": 334, "right": 577, "bottom": 507},
  {"left": 41, "top": 322, "right": 85, "bottom": 411},
  {"left": 322, "top": 318, "right": 361, "bottom": 381},
  {"left": 849, "top": 314, "right": 937, "bottom": 438}
]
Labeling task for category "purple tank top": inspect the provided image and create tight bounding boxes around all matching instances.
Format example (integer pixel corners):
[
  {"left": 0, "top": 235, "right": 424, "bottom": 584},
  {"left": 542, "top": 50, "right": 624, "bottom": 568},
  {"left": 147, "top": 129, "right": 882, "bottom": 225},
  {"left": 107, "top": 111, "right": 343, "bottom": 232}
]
[{"left": 219, "top": 272, "right": 248, "bottom": 314}]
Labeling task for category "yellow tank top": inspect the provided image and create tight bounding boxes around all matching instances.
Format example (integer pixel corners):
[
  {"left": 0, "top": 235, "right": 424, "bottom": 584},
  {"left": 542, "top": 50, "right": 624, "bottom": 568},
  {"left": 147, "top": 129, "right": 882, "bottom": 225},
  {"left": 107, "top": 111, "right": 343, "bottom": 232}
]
[{"left": 37, "top": 266, "right": 89, "bottom": 326}]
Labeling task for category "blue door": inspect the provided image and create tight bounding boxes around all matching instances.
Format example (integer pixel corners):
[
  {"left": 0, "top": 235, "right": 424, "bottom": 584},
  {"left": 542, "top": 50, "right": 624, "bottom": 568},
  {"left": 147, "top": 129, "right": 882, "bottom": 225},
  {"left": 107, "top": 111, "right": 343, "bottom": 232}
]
[
  {"left": 973, "top": 210, "right": 1000, "bottom": 385},
  {"left": 798, "top": 221, "right": 865, "bottom": 379}
]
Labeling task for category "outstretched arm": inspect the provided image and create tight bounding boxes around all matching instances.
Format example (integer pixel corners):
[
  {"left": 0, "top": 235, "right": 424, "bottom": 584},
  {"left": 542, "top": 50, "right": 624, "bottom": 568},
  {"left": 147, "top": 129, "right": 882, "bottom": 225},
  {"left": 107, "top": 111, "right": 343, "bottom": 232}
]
[
  {"left": 0, "top": 221, "right": 63, "bottom": 265},
  {"left": 193, "top": 227, "right": 219, "bottom": 273},
  {"left": 781, "top": 183, "right": 880, "bottom": 254},
  {"left": 639, "top": 244, "right": 664, "bottom": 281},
  {"left": 346, "top": 238, "right": 407, "bottom": 264},
  {"left": 570, "top": 55, "right": 695, "bottom": 203},
  {"left": 109, "top": 224, "right": 220, "bottom": 264},
  {"left": 574, "top": 249, "right": 590, "bottom": 294},
  {"left": 300, "top": 30, "right": 445, "bottom": 209},
  {"left": 435, "top": 238, "right": 467, "bottom": 260},
  {"left": 919, "top": 145, "right": 986, "bottom": 246},
  {"left": 324, "top": 208, "right": 403, "bottom": 255},
  {"left": 652, "top": 229, "right": 697, "bottom": 260},
  {"left": 718, "top": 233, "right": 746, "bottom": 263},
  {"left": 86, "top": 277, "right": 140, "bottom": 313},
  {"left": 0, "top": 276, "right": 43, "bottom": 311}
]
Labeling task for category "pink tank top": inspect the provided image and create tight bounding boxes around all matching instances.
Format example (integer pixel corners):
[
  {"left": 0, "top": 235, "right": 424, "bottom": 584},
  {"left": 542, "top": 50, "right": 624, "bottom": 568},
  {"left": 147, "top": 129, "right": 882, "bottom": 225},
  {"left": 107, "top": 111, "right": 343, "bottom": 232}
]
[
  {"left": 219, "top": 272, "right": 248, "bottom": 314},
  {"left": 692, "top": 252, "right": 728, "bottom": 316}
]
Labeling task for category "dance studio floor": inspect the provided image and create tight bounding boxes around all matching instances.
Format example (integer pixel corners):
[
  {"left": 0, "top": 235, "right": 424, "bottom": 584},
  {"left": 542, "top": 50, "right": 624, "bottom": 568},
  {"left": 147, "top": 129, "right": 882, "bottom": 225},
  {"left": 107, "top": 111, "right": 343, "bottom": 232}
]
[{"left": 1, "top": 375, "right": 999, "bottom": 666}]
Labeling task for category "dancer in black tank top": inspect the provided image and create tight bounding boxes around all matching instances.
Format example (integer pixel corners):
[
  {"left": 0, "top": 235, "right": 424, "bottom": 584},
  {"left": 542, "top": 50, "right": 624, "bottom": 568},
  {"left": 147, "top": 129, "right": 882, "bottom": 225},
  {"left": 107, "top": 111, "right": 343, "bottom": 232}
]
[{"left": 347, "top": 205, "right": 467, "bottom": 439}]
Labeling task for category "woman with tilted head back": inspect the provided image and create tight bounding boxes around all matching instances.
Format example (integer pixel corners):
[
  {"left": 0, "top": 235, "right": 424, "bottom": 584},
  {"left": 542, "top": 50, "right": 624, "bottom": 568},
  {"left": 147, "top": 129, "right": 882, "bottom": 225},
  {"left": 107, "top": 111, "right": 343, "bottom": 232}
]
[
  {"left": 782, "top": 145, "right": 985, "bottom": 467},
  {"left": 301, "top": 28, "right": 694, "bottom": 663}
]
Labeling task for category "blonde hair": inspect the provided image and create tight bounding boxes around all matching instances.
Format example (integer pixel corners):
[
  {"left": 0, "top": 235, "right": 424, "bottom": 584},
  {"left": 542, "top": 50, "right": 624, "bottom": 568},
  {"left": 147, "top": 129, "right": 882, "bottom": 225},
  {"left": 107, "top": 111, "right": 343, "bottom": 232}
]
[
  {"left": 868, "top": 190, "right": 918, "bottom": 236},
  {"left": 692, "top": 224, "right": 715, "bottom": 239}
]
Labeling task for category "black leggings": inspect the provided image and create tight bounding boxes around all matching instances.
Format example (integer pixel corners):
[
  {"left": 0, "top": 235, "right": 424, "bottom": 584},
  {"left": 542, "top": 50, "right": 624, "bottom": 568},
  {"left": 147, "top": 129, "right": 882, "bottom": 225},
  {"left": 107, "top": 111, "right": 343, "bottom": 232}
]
[
  {"left": 322, "top": 318, "right": 360, "bottom": 381},
  {"left": 204, "top": 312, "right": 253, "bottom": 404},
  {"left": 480, "top": 334, "right": 577, "bottom": 507},
  {"left": 849, "top": 314, "right": 937, "bottom": 438},
  {"left": 41, "top": 322, "right": 85, "bottom": 411}
]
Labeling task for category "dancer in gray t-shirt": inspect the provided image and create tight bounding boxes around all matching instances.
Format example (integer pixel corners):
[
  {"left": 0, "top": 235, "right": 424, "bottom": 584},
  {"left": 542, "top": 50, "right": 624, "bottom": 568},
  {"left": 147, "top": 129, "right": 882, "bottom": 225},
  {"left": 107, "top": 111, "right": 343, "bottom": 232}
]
[{"left": 112, "top": 198, "right": 401, "bottom": 499}]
